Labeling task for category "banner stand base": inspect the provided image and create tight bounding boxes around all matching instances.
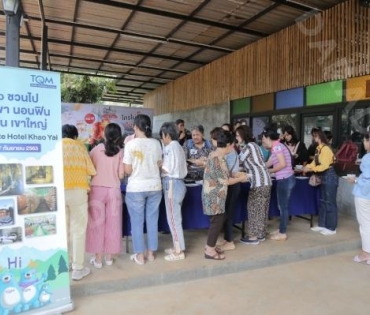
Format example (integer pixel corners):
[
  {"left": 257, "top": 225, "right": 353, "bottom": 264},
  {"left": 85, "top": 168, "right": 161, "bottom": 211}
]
[{"left": 26, "top": 300, "right": 74, "bottom": 315}]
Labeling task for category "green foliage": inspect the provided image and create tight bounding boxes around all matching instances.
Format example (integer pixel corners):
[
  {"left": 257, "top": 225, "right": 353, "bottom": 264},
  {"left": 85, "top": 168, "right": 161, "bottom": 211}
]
[{"left": 61, "top": 73, "right": 116, "bottom": 103}]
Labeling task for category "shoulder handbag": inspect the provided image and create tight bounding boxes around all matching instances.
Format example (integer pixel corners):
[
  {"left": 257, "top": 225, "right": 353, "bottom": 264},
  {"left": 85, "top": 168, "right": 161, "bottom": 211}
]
[
  {"left": 309, "top": 145, "right": 327, "bottom": 187},
  {"left": 309, "top": 174, "right": 321, "bottom": 187}
]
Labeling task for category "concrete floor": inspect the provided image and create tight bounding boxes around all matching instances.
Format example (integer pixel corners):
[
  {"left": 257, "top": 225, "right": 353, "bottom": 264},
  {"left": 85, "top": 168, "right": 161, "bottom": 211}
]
[
  {"left": 66, "top": 215, "right": 368, "bottom": 315},
  {"left": 69, "top": 250, "right": 370, "bottom": 315}
]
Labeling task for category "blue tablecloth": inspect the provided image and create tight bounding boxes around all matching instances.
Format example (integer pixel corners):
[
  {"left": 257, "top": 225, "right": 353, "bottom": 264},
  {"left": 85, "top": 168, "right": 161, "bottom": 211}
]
[
  {"left": 269, "top": 177, "right": 320, "bottom": 217},
  {"left": 121, "top": 183, "right": 249, "bottom": 236},
  {"left": 121, "top": 177, "right": 320, "bottom": 236},
  {"left": 158, "top": 183, "right": 249, "bottom": 232}
]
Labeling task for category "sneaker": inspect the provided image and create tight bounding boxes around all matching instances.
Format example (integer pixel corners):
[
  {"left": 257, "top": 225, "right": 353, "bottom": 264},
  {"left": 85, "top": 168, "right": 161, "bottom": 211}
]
[
  {"left": 164, "top": 252, "right": 185, "bottom": 261},
  {"left": 311, "top": 226, "right": 326, "bottom": 232},
  {"left": 320, "top": 229, "right": 336, "bottom": 236},
  {"left": 90, "top": 257, "right": 102, "bottom": 269},
  {"left": 240, "top": 237, "right": 260, "bottom": 245},
  {"left": 257, "top": 237, "right": 266, "bottom": 242},
  {"left": 72, "top": 267, "right": 91, "bottom": 281}
]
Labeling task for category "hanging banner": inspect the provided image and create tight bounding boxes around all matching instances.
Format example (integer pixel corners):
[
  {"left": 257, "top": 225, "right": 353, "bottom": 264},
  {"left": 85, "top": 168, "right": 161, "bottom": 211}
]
[
  {"left": 61, "top": 103, "right": 153, "bottom": 148},
  {"left": 0, "top": 67, "right": 73, "bottom": 314}
]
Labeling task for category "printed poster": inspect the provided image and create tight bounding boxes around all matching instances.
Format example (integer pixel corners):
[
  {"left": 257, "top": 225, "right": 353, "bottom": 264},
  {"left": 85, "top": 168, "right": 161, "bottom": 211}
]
[
  {"left": 0, "top": 67, "right": 73, "bottom": 314},
  {"left": 61, "top": 103, "right": 153, "bottom": 148}
]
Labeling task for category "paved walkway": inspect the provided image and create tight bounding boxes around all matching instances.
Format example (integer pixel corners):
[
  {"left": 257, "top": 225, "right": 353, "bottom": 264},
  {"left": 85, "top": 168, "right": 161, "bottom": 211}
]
[
  {"left": 68, "top": 250, "right": 370, "bottom": 315},
  {"left": 63, "top": 215, "right": 368, "bottom": 314}
]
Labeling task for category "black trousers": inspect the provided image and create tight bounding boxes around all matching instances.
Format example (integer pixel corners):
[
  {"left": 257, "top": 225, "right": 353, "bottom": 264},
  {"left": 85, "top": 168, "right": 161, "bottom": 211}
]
[
  {"left": 223, "top": 183, "right": 241, "bottom": 242},
  {"left": 207, "top": 213, "right": 226, "bottom": 247}
]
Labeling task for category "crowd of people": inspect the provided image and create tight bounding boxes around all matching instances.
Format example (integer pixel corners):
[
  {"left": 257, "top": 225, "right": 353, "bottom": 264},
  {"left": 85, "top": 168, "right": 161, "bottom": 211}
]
[{"left": 62, "top": 116, "right": 370, "bottom": 280}]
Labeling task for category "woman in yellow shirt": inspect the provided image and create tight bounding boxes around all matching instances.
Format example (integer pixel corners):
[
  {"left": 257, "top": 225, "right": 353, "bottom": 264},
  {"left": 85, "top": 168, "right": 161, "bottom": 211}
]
[
  {"left": 303, "top": 129, "right": 338, "bottom": 236},
  {"left": 62, "top": 124, "right": 96, "bottom": 281}
]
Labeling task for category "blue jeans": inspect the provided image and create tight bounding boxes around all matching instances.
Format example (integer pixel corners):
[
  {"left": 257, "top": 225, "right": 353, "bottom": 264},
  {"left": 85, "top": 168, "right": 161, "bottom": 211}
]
[
  {"left": 318, "top": 167, "right": 338, "bottom": 231},
  {"left": 162, "top": 177, "right": 187, "bottom": 252},
  {"left": 125, "top": 190, "right": 162, "bottom": 253},
  {"left": 276, "top": 175, "right": 296, "bottom": 233}
]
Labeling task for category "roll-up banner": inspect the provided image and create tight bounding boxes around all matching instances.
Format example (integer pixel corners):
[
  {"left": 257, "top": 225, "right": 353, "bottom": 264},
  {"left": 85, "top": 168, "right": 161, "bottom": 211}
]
[{"left": 0, "top": 67, "right": 73, "bottom": 314}]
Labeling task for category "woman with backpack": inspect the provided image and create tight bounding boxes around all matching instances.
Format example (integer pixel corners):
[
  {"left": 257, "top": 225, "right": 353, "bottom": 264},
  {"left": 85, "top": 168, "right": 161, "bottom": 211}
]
[{"left": 303, "top": 129, "right": 338, "bottom": 236}]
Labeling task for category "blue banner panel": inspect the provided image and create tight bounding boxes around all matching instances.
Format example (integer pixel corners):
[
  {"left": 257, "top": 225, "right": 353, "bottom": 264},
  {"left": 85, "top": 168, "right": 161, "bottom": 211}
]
[{"left": 276, "top": 88, "right": 304, "bottom": 109}]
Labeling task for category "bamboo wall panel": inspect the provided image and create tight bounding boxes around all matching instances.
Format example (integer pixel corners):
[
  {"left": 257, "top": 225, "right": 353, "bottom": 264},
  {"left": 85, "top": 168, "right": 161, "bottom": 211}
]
[{"left": 144, "top": 0, "right": 370, "bottom": 114}]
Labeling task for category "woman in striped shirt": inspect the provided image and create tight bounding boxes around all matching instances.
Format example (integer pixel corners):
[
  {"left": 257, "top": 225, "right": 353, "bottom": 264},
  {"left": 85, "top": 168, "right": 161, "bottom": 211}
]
[
  {"left": 236, "top": 126, "right": 272, "bottom": 245},
  {"left": 262, "top": 128, "right": 296, "bottom": 241}
]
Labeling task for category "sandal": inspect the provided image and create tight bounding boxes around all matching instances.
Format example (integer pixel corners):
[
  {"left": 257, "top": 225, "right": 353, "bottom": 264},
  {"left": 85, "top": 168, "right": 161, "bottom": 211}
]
[
  {"left": 145, "top": 251, "right": 155, "bottom": 262},
  {"left": 204, "top": 252, "right": 225, "bottom": 260},
  {"left": 353, "top": 254, "right": 370, "bottom": 263},
  {"left": 130, "top": 254, "right": 145, "bottom": 265},
  {"left": 270, "top": 233, "right": 287, "bottom": 241},
  {"left": 164, "top": 252, "right": 185, "bottom": 261},
  {"left": 105, "top": 257, "right": 114, "bottom": 266},
  {"left": 215, "top": 246, "right": 224, "bottom": 254}
]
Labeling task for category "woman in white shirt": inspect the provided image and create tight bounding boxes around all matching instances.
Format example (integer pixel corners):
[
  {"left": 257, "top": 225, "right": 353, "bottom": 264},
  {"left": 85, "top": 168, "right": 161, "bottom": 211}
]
[
  {"left": 160, "top": 122, "right": 188, "bottom": 261},
  {"left": 123, "top": 114, "right": 162, "bottom": 265}
]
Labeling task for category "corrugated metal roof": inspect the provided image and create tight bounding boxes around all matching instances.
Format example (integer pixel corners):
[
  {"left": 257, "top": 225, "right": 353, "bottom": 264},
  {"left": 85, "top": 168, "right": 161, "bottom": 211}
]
[{"left": 0, "top": 0, "right": 347, "bottom": 104}]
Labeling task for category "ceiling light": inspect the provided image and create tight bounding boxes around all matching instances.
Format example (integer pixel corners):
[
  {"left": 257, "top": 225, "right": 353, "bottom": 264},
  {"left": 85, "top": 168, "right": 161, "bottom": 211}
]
[
  {"left": 289, "top": 0, "right": 322, "bottom": 12},
  {"left": 167, "top": 37, "right": 234, "bottom": 52},
  {"left": 2, "top": 0, "right": 19, "bottom": 15},
  {"left": 122, "top": 34, "right": 166, "bottom": 44}
]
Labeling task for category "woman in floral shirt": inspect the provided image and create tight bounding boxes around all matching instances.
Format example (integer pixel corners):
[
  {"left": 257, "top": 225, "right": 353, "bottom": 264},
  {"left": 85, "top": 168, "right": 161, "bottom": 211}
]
[{"left": 202, "top": 130, "right": 247, "bottom": 260}]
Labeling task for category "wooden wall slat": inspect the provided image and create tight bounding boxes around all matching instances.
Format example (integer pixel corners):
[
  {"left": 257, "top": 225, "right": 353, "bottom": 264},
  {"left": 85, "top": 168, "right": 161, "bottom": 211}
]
[{"left": 145, "top": 0, "right": 369, "bottom": 114}]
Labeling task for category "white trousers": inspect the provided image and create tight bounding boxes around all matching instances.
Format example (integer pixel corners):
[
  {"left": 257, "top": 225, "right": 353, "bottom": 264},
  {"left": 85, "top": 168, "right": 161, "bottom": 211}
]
[
  {"left": 65, "top": 189, "right": 88, "bottom": 270},
  {"left": 355, "top": 196, "right": 370, "bottom": 253}
]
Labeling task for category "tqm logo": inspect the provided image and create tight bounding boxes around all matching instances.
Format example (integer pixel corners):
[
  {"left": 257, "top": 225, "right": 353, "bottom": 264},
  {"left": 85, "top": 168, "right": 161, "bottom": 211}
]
[{"left": 30, "top": 75, "right": 57, "bottom": 89}]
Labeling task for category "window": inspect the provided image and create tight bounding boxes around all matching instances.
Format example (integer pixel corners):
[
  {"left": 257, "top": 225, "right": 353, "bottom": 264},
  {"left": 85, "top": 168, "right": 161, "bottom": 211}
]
[
  {"left": 302, "top": 115, "right": 333, "bottom": 149},
  {"left": 271, "top": 114, "right": 298, "bottom": 136},
  {"left": 252, "top": 116, "right": 269, "bottom": 143},
  {"left": 341, "top": 107, "right": 370, "bottom": 142}
]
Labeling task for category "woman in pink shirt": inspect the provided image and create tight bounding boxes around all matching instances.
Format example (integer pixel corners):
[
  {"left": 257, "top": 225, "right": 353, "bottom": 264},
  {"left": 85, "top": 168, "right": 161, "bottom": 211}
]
[
  {"left": 262, "top": 128, "right": 296, "bottom": 241},
  {"left": 86, "top": 123, "right": 125, "bottom": 268}
]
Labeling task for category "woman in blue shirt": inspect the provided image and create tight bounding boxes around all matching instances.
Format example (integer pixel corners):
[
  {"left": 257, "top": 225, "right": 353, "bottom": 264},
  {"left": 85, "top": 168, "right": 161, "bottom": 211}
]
[{"left": 349, "top": 132, "right": 370, "bottom": 263}]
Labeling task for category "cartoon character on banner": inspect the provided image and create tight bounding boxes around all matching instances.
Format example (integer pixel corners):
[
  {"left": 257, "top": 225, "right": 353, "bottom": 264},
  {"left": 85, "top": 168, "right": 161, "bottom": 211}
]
[
  {"left": 0, "top": 270, "right": 23, "bottom": 315},
  {"left": 18, "top": 268, "right": 47, "bottom": 312},
  {"left": 38, "top": 283, "right": 52, "bottom": 306}
]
